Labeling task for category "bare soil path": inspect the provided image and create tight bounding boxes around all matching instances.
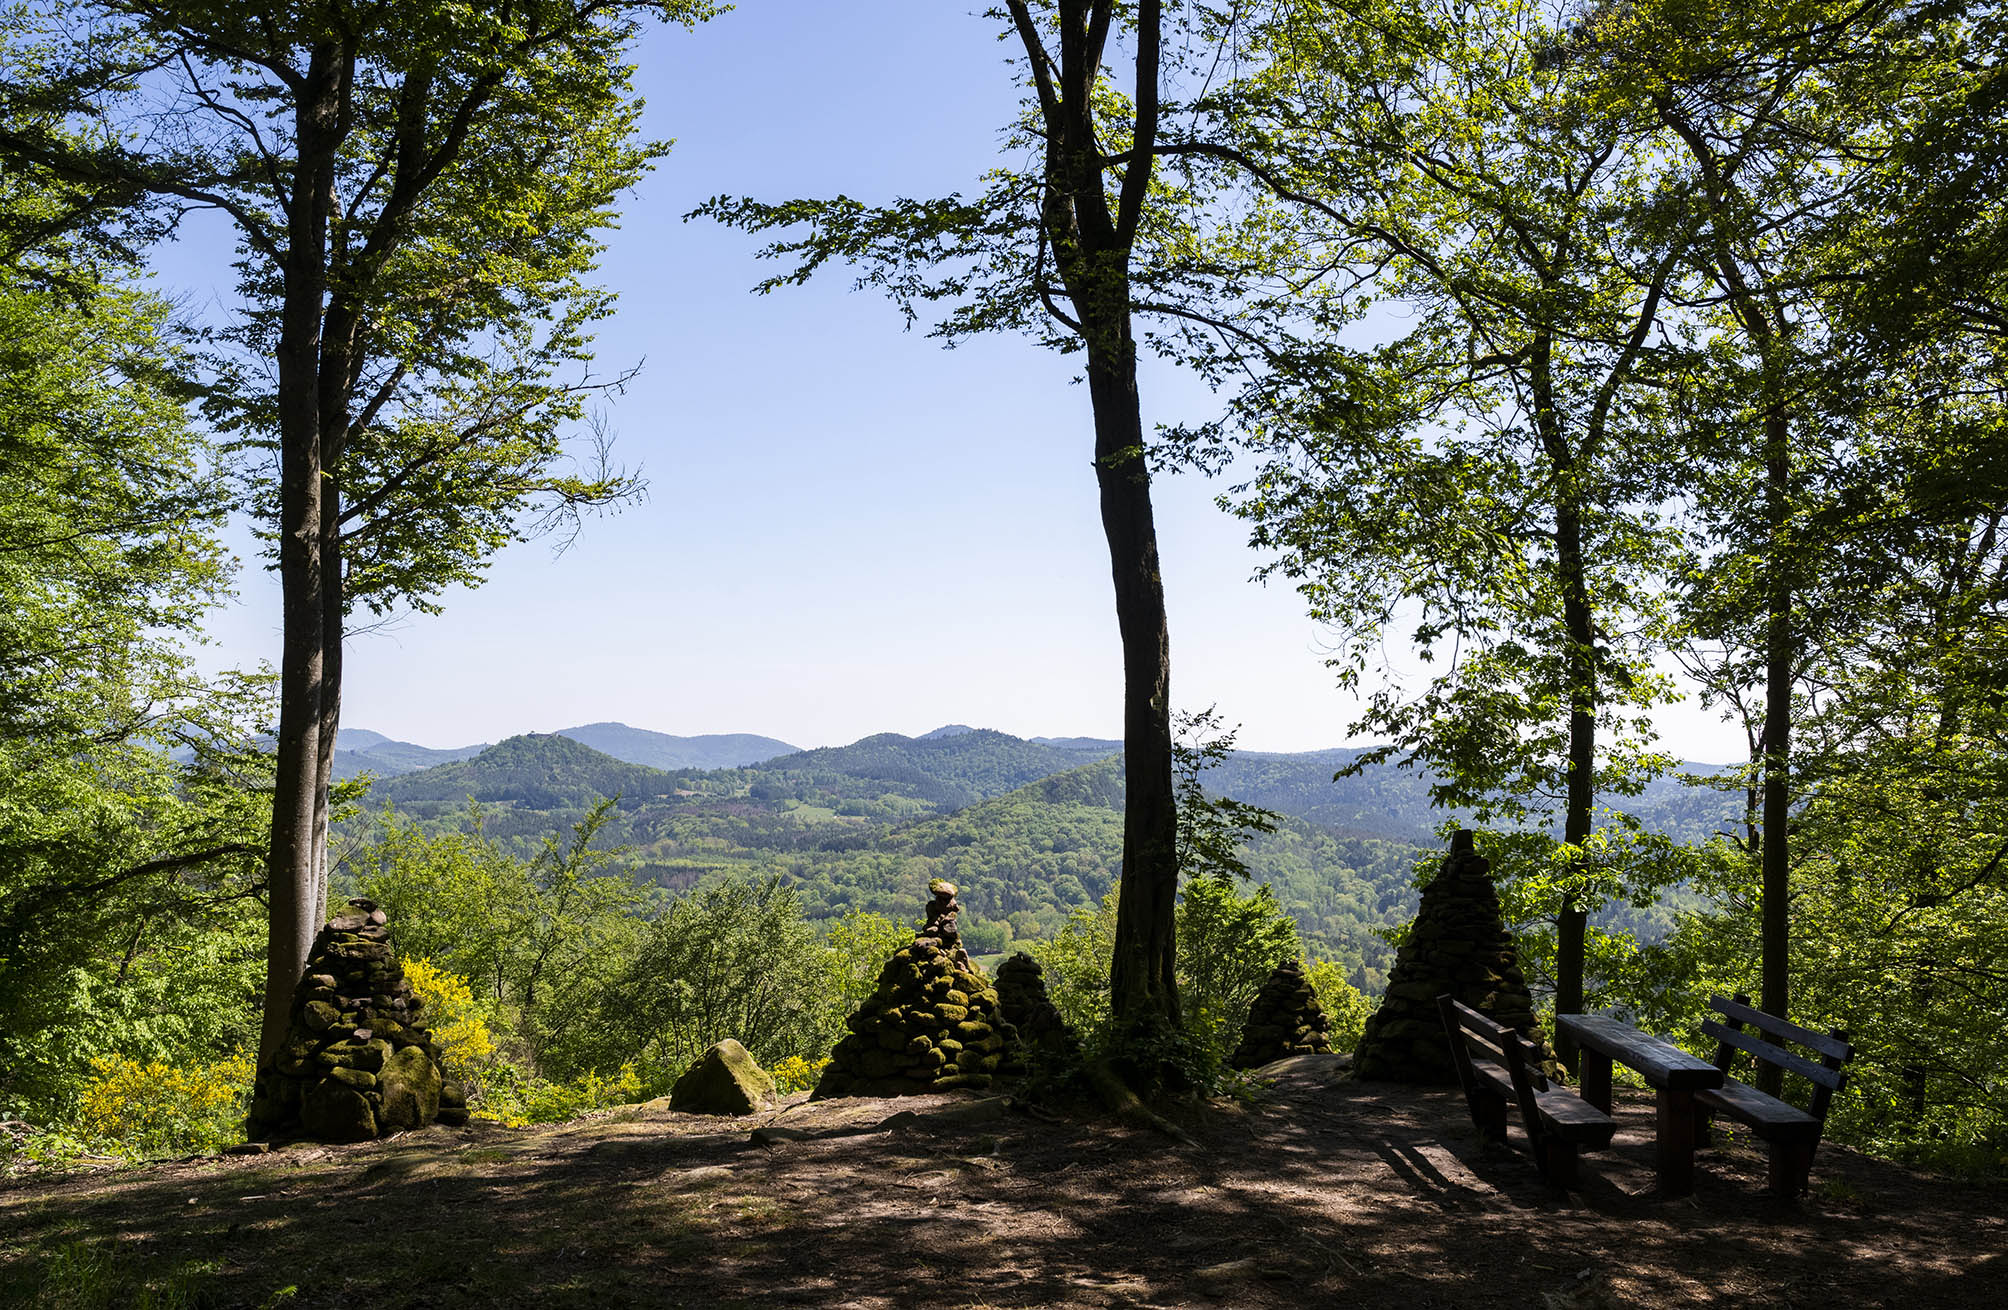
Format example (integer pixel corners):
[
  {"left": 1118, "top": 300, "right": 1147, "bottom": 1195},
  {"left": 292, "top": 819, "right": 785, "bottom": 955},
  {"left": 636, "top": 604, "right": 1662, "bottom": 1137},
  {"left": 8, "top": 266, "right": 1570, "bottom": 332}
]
[{"left": 2, "top": 1056, "right": 2000, "bottom": 1308}]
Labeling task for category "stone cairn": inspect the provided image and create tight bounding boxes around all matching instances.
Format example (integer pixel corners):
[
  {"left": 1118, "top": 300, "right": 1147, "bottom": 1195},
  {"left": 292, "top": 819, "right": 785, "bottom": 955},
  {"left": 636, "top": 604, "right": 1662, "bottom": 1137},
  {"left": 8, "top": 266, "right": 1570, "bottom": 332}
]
[
  {"left": 994, "top": 952, "right": 1080, "bottom": 1064},
  {"left": 247, "top": 898, "right": 467, "bottom": 1142},
  {"left": 1352, "top": 830, "right": 1555, "bottom": 1083},
  {"left": 814, "top": 880, "right": 1023, "bottom": 1098},
  {"left": 1229, "top": 959, "right": 1333, "bottom": 1068}
]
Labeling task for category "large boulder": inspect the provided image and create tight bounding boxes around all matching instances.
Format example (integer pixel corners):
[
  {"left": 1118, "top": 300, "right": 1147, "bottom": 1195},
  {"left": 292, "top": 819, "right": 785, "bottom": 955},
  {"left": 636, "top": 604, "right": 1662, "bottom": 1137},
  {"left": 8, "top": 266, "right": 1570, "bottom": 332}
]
[
  {"left": 378, "top": 1043, "right": 444, "bottom": 1131},
  {"left": 671, "top": 1039, "right": 776, "bottom": 1116}
]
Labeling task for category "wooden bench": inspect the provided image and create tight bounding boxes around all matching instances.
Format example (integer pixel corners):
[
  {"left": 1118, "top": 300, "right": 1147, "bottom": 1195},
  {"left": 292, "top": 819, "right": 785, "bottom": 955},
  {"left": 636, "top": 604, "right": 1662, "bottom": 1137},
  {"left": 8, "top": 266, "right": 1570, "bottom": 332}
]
[
  {"left": 1439, "top": 995, "right": 1615, "bottom": 1186},
  {"left": 1694, "top": 993, "right": 1854, "bottom": 1196}
]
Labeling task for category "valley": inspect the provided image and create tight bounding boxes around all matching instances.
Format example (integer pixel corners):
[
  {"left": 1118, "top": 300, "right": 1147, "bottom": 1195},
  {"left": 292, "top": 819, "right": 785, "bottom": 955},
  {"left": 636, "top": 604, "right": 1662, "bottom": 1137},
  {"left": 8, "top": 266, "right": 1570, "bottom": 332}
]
[{"left": 335, "top": 723, "right": 1742, "bottom": 992}]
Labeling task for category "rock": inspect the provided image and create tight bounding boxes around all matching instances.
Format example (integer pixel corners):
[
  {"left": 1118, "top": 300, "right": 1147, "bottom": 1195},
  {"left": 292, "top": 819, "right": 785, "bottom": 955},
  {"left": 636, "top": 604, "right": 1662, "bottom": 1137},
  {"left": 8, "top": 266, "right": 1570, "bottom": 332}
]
[
  {"left": 246, "top": 898, "right": 451, "bottom": 1142},
  {"left": 301, "top": 1078, "right": 377, "bottom": 1143},
  {"left": 670, "top": 1039, "right": 776, "bottom": 1116},
  {"left": 813, "top": 883, "right": 1023, "bottom": 1100},
  {"left": 377, "top": 1044, "right": 443, "bottom": 1131},
  {"left": 224, "top": 1141, "right": 271, "bottom": 1155},
  {"left": 1354, "top": 829, "right": 1559, "bottom": 1082}
]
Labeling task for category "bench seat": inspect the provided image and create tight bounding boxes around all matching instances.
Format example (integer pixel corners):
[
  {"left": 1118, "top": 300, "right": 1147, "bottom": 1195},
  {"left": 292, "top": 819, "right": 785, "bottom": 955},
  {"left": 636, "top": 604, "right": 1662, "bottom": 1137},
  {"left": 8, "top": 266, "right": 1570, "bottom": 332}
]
[
  {"left": 1695, "top": 1079, "right": 1821, "bottom": 1143},
  {"left": 1470, "top": 1057, "right": 1618, "bottom": 1148}
]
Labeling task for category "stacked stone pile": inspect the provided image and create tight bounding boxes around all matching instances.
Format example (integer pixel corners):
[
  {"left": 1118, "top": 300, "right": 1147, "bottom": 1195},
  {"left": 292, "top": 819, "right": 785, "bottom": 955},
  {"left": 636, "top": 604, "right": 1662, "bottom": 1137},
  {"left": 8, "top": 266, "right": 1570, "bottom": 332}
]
[
  {"left": 1352, "top": 830, "right": 1555, "bottom": 1083},
  {"left": 995, "top": 952, "right": 1080, "bottom": 1063},
  {"left": 1229, "top": 959, "right": 1333, "bottom": 1068},
  {"left": 247, "top": 898, "right": 466, "bottom": 1142},
  {"left": 813, "top": 880, "right": 1024, "bottom": 1098}
]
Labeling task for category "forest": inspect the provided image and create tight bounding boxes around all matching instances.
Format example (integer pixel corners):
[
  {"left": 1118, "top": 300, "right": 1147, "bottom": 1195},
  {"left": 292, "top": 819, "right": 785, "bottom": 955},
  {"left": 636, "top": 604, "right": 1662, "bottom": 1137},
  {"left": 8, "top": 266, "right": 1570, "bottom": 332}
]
[{"left": 1, "top": 0, "right": 2003, "bottom": 1213}]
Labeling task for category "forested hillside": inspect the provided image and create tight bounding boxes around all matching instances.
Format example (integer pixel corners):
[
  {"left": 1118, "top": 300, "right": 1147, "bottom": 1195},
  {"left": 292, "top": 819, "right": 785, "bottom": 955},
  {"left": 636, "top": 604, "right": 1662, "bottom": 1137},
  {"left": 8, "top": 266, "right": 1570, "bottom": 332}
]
[{"left": 345, "top": 725, "right": 1744, "bottom": 990}]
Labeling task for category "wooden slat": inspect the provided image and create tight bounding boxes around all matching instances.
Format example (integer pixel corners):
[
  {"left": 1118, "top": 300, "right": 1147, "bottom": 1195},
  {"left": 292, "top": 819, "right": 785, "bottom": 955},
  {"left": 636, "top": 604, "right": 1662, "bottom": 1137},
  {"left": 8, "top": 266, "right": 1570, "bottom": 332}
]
[
  {"left": 1710, "top": 995, "right": 1854, "bottom": 1061},
  {"left": 1555, "top": 1014, "right": 1723, "bottom": 1090},
  {"left": 1700, "top": 1019, "right": 1847, "bottom": 1091},
  {"left": 1695, "top": 1079, "right": 1821, "bottom": 1141},
  {"left": 1461, "top": 1026, "right": 1510, "bottom": 1066},
  {"left": 1469, "top": 1056, "right": 1517, "bottom": 1101},
  {"left": 1444, "top": 997, "right": 1514, "bottom": 1045},
  {"left": 1529, "top": 1088, "right": 1617, "bottom": 1145}
]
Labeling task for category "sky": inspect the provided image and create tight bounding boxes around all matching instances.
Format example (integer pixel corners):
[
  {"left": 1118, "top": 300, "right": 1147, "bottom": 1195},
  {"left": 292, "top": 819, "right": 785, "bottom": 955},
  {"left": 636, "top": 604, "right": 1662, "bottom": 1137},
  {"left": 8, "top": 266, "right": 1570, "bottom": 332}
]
[{"left": 166, "top": 2, "right": 1744, "bottom": 762}]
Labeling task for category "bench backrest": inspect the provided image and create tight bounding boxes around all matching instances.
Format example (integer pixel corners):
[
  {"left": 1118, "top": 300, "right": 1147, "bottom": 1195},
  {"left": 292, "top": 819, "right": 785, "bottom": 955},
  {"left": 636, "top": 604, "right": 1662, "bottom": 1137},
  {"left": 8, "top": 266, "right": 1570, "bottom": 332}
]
[
  {"left": 1439, "top": 995, "right": 1547, "bottom": 1132},
  {"left": 1704, "top": 993, "right": 1854, "bottom": 1123}
]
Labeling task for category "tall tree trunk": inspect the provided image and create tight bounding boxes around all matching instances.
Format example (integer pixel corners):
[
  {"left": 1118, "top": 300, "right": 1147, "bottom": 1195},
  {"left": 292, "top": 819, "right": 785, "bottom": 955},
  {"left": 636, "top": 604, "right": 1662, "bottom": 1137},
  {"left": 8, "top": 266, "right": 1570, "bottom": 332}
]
[
  {"left": 1088, "top": 324, "right": 1180, "bottom": 1029},
  {"left": 1009, "top": 0, "right": 1178, "bottom": 1044},
  {"left": 258, "top": 46, "right": 345, "bottom": 1065},
  {"left": 1555, "top": 497, "right": 1596, "bottom": 1071},
  {"left": 1538, "top": 330, "right": 1596, "bottom": 1071},
  {"left": 1758, "top": 398, "right": 1792, "bottom": 1094}
]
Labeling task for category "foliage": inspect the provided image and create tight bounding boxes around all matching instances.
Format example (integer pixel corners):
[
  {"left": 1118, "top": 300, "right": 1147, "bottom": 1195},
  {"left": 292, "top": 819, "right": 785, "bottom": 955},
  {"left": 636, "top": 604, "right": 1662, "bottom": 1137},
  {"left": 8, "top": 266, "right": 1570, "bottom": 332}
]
[
  {"left": 1031, "top": 893, "right": 1121, "bottom": 1040},
  {"left": 0, "top": 235, "right": 269, "bottom": 1121},
  {"left": 470, "top": 1062, "right": 642, "bottom": 1128},
  {"left": 768, "top": 1055, "right": 830, "bottom": 1097},
  {"left": 399, "top": 959, "right": 497, "bottom": 1081},
  {"left": 1303, "top": 959, "right": 1371, "bottom": 1053},
  {"left": 558, "top": 875, "right": 822, "bottom": 1087},
  {"left": 354, "top": 806, "right": 532, "bottom": 999},
  {"left": 69, "top": 1050, "right": 256, "bottom": 1164},
  {"left": 819, "top": 909, "right": 914, "bottom": 1032},
  {"left": 1175, "top": 873, "right": 1300, "bottom": 1072},
  {"left": 1173, "top": 709, "right": 1279, "bottom": 883}
]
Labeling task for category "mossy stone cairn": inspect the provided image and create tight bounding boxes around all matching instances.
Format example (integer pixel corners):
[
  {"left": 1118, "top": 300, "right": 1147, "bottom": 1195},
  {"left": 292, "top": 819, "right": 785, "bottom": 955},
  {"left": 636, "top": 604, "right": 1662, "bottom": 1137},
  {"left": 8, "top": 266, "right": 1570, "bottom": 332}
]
[
  {"left": 1352, "top": 830, "right": 1555, "bottom": 1083},
  {"left": 995, "top": 952, "right": 1080, "bottom": 1063},
  {"left": 247, "top": 898, "right": 467, "bottom": 1142},
  {"left": 813, "top": 880, "right": 1023, "bottom": 1098},
  {"left": 1229, "top": 959, "right": 1333, "bottom": 1068}
]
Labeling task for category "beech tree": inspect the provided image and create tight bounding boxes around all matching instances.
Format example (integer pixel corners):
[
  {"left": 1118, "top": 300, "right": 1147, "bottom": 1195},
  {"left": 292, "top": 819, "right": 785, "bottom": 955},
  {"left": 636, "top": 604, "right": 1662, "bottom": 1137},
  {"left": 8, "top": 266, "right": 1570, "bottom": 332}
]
[
  {"left": 700, "top": 0, "right": 1210, "bottom": 1062},
  {"left": 0, "top": 0, "right": 711, "bottom": 1063},
  {"left": 1561, "top": 0, "right": 1946, "bottom": 1036},
  {"left": 1174, "top": 0, "right": 1703, "bottom": 1064}
]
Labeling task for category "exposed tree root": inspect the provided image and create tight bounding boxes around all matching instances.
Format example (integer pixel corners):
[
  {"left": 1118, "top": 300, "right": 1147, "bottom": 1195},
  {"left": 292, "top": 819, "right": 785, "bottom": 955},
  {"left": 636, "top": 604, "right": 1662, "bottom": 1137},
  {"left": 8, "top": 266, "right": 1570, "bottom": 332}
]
[{"left": 1085, "top": 1058, "right": 1196, "bottom": 1146}]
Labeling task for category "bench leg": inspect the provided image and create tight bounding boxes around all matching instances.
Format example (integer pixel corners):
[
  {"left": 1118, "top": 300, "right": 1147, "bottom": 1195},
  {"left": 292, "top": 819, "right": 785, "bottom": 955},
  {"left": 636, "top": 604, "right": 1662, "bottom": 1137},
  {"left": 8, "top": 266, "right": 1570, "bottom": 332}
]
[
  {"left": 1656, "top": 1088, "right": 1698, "bottom": 1196},
  {"left": 1475, "top": 1090, "right": 1508, "bottom": 1142},
  {"left": 1767, "top": 1141, "right": 1815, "bottom": 1197},
  {"left": 1544, "top": 1139, "right": 1580, "bottom": 1189},
  {"left": 1580, "top": 1052, "right": 1612, "bottom": 1114}
]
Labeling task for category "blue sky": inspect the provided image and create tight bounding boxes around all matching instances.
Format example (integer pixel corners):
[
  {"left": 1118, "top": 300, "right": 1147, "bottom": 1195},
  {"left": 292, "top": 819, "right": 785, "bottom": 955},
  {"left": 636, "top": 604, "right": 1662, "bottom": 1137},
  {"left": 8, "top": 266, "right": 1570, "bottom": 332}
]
[{"left": 169, "top": 2, "right": 1741, "bottom": 761}]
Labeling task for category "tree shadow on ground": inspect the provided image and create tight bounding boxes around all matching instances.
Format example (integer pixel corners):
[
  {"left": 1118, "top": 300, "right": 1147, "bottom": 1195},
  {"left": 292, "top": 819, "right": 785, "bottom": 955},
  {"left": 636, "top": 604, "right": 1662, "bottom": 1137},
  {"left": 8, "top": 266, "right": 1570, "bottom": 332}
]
[{"left": 1, "top": 1071, "right": 2000, "bottom": 1309}]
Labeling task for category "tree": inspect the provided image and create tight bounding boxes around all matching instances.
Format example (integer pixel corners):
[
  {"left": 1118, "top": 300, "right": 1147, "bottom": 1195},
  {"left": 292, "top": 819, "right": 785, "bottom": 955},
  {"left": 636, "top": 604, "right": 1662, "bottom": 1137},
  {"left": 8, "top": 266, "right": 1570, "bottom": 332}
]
[
  {"left": 0, "top": 0, "right": 711, "bottom": 1063},
  {"left": 1183, "top": 0, "right": 1694, "bottom": 1061},
  {"left": 0, "top": 210, "right": 268, "bottom": 1115},
  {"left": 1565, "top": 0, "right": 1941, "bottom": 1036},
  {"left": 698, "top": 0, "right": 1199, "bottom": 1063}
]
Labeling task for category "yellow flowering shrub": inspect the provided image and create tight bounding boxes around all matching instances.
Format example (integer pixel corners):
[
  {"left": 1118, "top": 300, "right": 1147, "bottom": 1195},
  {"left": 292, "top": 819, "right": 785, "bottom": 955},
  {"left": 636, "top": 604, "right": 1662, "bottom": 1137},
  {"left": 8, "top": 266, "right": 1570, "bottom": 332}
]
[
  {"left": 400, "top": 957, "right": 495, "bottom": 1076},
  {"left": 472, "top": 1062, "right": 642, "bottom": 1128},
  {"left": 74, "top": 1049, "right": 255, "bottom": 1161},
  {"left": 768, "top": 1054, "right": 829, "bottom": 1095}
]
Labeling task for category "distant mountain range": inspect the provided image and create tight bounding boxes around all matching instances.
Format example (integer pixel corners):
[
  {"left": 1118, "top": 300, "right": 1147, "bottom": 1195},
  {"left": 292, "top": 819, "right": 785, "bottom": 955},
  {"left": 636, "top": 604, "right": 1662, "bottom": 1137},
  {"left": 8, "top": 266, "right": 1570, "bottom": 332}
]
[
  {"left": 352, "top": 721, "right": 1740, "bottom": 848},
  {"left": 333, "top": 722, "right": 799, "bottom": 781},
  {"left": 340, "top": 724, "right": 1740, "bottom": 979}
]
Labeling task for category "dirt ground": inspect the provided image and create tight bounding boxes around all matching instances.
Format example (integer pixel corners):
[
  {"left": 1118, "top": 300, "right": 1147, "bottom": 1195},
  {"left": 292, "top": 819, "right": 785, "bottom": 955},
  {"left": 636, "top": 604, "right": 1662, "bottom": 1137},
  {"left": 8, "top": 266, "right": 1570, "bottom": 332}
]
[{"left": 2, "top": 1055, "right": 2001, "bottom": 1309}]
